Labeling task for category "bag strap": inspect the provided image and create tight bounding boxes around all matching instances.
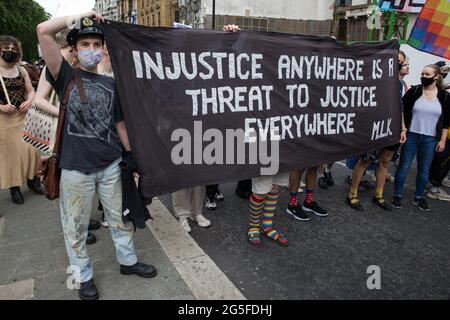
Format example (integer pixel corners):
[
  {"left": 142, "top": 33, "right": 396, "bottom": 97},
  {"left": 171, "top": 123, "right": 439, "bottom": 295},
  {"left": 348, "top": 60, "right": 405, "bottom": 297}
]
[
  {"left": 49, "top": 89, "right": 56, "bottom": 105},
  {"left": 0, "top": 70, "right": 11, "bottom": 105},
  {"left": 53, "top": 69, "right": 88, "bottom": 156}
]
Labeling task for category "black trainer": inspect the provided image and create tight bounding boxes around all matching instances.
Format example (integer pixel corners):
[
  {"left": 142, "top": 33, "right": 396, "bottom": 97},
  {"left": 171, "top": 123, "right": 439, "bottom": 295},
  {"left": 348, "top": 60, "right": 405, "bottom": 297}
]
[
  {"left": 413, "top": 197, "right": 430, "bottom": 211},
  {"left": 79, "top": 279, "right": 99, "bottom": 300},
  {"left": 120, "top": 261, "right": 157, "bottom": 278},
  {"left": 88, "top": 219, "right": 100, "bottom": 231},
  {"left": 392, "top": 196, "right": 403, "bottom": 209},
  {"left": 346, "top": 196, "right": 363, "bottom": 211},
  {"left": 372, "top": 197, "right": 392, "bottom": 211},
  {"left": 302, "top": 201, "right": 329, "bottom": 217},
  {"left": 318, "top": 177, "right": 329, "bottom": 190},
  {"left": 286, "top": 205, "right": 310, "bottom": 221}
]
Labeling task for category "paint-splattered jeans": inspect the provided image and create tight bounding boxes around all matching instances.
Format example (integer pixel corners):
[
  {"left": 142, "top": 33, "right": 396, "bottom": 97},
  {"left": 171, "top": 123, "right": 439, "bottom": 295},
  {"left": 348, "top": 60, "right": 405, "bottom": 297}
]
[{"left": 60, "top": 158, "right": 138, "bottom": 283}]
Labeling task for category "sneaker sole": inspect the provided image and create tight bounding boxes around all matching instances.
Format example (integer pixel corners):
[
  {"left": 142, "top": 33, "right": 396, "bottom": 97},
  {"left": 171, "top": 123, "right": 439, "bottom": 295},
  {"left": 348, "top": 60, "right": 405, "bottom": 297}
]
[
  {"left": 412, "top": 201, "right": 430, "bottom": 211},
  {"left": 188, "top": 217, "right": 211, "bottom": 228},
  {"left": 426, "top": 193, "right": 450, "bottom": 202},
  {"left": 205, "top": 205, "right": 217, "bottom": 210},
  {"left": 286, "top": 208, "right": 309, "bottom": 221},
  {"left": 302, "top": 205, "right": 329, "bottom": 217}
]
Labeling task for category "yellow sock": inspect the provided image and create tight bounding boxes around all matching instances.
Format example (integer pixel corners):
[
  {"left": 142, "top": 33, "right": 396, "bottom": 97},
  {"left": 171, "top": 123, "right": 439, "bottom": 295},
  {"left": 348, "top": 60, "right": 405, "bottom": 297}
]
[
  {"left": 375, "top": 188, "right": 383, "bottom": 199},
  {"left": 348, "top": 188, "right": 358, "bottom": 199}
]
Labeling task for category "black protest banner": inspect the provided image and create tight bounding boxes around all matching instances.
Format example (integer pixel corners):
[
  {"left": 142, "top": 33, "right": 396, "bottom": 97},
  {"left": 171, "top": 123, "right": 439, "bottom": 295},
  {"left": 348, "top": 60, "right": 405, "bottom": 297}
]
[{"left": 103, "top": 21, "right": 401, "bottom": 199}]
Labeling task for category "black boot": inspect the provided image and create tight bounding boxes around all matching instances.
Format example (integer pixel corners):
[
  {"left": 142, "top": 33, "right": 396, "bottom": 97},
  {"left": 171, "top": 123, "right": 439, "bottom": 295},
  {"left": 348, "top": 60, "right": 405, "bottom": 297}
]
[
  {"left": 120, "top": 261, "right": 157, "bottom": 278},
  {"left": 86, "top": 232, "right": 97, "bottom": 245},
  {"left": 27, "top": 177, "right": 44, "bottom": 195},
  {"left": 10, "top": 187, "right": 24, "bottom": 204},
  {"left": 78, "top": 279, "right": 99, "bottom": 300},
  {"left": 235, "top": 180, "right": 251, "bottom": 199}
]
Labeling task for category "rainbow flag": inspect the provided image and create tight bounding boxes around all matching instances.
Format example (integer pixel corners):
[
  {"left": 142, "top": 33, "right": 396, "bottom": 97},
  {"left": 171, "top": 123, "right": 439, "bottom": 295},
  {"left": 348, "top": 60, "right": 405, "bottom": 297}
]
[{"left": 408, "top": 0, "right": 450, "bottom": 59}]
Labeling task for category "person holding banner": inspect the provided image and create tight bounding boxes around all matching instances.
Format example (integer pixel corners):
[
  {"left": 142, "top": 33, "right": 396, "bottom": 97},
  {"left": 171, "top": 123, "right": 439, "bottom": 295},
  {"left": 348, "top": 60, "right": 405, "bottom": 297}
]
[
  {"left": 346, "top": 52, "right": 408, "bottom": 212},
  {"left": 248, "top": 173, "right": 289, "bottom": 247},
  {"left": 392, "top": 64, "right": 450, "bottom": 211},
  {"left": 36, "top": 12, "right": 157, "bottom": 300},
  {"left": 0, "top": 35, "right": 43, "bottom": 204},
  {"left": 34, "top": 30, "right": 100, "bottom": 245},
  {"left": 286, "top": 167, "right": 329, "bottom": 221}
]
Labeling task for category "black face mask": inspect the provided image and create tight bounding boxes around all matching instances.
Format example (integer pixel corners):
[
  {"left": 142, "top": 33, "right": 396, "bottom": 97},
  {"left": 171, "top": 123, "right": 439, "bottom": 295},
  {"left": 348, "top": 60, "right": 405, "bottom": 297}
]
[
  {"left": 398, "top": 62, "right": 404, "bottom": 71},
  {"left": 2, "top": 50, "right": 19, "bottom": 63},
  {"left": 421, "top": 76, "right": 436, "bottom": 87}
]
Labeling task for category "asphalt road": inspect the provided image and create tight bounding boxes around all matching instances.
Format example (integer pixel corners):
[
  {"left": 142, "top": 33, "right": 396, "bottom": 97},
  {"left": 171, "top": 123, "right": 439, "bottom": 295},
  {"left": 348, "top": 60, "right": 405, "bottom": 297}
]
[{"left": 159, "top": 161, "right": 450, "bottom": 300}]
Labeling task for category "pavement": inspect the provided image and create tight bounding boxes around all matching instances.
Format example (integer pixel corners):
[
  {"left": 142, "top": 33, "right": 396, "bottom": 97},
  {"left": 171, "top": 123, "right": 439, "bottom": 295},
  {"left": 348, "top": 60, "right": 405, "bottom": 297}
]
[
  {"left": 0, "top": 190, "right": 242, "bottom": 300},
  {"left": 0, "top": 160, "right": 449, "bottom": 300}
]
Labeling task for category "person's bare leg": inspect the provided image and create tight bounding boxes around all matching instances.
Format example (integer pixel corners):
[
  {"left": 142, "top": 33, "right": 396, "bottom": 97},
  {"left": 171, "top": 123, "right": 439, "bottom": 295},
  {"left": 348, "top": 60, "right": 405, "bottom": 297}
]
[
  {"left": 288, "top": 169, "right": 304, "bottom": 207},
  {"left": 373, "top": 150, "right": 394, "bottom": 209},
  {"left": 347, "top": 159, "right": 370, "bottom": 210}
]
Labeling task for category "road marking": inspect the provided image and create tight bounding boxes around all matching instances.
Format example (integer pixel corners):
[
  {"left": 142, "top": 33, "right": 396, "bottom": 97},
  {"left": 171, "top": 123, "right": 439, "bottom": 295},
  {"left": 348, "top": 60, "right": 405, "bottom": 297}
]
[{"left": 147, "top": 199, "right": 246, "bottom": 300}]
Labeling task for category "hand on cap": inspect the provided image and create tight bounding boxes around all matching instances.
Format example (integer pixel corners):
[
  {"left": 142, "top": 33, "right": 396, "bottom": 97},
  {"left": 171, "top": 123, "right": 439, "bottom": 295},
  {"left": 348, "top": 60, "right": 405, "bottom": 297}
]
[{"left": 90, "top": 11, "right": 105, "bottom": 23}]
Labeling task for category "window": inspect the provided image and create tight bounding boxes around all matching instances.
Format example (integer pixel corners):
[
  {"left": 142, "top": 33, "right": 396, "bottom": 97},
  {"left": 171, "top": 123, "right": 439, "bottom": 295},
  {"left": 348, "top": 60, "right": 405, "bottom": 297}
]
[{"left": 158, "top": 12, "right": 161, "bottom": 26}]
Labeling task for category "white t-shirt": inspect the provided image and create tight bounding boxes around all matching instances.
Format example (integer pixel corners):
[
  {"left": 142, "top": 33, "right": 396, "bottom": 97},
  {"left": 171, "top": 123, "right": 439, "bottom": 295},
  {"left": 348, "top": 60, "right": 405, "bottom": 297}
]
[{"left": 409, "top": 96, "right": 442, "bottom": 137}]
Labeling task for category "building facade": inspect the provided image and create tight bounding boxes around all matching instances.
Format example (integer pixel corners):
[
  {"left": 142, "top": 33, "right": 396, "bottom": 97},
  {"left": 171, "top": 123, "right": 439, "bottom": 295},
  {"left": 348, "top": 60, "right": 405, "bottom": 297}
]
[
  {"left": 179, "top": 0, "right": 335, "bottom": 36},
  {"left": 94, "top": 0, "right": 120, "bottom": 21},
  {"left": 118, "top": 0, "right": 138, "bottom": 23},
  {"left": 137, "top": 0, "right": 180, "bottom": 27}
]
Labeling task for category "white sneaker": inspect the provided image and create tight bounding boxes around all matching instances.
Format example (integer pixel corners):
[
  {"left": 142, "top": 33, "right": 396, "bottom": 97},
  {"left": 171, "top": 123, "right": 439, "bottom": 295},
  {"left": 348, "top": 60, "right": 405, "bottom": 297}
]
[
  {"left": 442, "top": 177, "right": 450, "bottom": 188},
  {"left": 426, "top": 188, "right": 450, "bottom": 202},
  {"left": 179, "top": 218, "right": 192, "bottom": 233},
  {"left": 205, "top": 196, "right": 217, "bottom": 210},
  {"left": 101, "top": 212, "right": 108, "bottom": 228},
  {"left": 190, "top": 214, "right": 211, "bottom": 228},
  {"left": 215, "top": 192, "right": 224, "bottom": 201}
]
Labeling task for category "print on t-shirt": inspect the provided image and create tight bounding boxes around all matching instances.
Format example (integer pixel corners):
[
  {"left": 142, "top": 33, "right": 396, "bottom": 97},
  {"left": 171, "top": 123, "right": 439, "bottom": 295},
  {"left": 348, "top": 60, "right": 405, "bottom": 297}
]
[{"left": 67, "top": 78, "right": 116, "bottom": 143}]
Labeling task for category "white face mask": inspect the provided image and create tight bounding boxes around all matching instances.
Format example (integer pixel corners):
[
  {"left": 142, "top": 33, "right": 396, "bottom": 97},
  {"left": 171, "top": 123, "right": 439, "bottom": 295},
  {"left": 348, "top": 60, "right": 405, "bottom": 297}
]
[{"left": 77, "top": 49, "right": 104, "bottom": 69}]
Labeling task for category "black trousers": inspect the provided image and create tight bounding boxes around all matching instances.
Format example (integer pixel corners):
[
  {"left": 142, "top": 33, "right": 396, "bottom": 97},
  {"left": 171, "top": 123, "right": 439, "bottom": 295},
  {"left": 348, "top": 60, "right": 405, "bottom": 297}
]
[{"left": 429, "top": 139, "right": 450, "bottom": 188}]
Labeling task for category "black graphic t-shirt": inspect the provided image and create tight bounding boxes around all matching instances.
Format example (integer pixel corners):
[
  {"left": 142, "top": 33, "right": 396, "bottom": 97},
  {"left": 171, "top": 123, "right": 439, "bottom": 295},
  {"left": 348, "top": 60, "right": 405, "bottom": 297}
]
[{"left": 46, "top": 59, "right": 124, "bottom": 173}]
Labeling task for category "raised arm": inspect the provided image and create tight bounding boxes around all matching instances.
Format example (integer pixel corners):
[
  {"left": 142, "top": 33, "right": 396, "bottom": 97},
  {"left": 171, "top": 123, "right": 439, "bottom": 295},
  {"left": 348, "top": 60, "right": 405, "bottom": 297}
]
[
  {"left": 34, "top": 66, "right": 59, "bottom": 117},
  {"left": 36, "top": 11, "right": 97, "bottom": 80}
]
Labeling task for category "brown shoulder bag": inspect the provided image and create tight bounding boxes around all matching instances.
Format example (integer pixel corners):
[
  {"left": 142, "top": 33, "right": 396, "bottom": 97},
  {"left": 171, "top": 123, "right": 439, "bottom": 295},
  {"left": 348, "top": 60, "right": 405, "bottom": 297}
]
[{"left": 42, "top": 70, "right": 88, "bottom": 200}]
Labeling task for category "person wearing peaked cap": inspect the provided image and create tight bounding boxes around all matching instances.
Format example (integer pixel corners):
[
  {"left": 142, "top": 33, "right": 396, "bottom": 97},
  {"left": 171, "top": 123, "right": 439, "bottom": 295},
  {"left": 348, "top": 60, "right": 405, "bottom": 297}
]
[
  {"left": 37, "top": 12, "right": 157, "bottom": 300},
  {"left": 66, "top": 16, "right": 105, "bottom": 47}
]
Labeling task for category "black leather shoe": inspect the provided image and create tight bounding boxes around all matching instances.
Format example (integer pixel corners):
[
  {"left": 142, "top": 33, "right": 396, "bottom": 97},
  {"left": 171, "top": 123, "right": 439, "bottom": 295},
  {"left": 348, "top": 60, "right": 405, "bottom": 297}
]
[
  {"left": 27, "top": 177, "right": 44, "bottom": 195},
  {"left": 372, "top": 197, "right": 392, "bottom": 211},
  {"left": 10, "top": 187, "right": 24, "bottom": 204},
  {"left": 88, "top": 219, "right": 100, "bottom": 231},
  {"left": 86, "top": 232, "right": 97, "bottom": 245},
  {"left": 78, "top": 279, "right": 99, "bottom": 300},
  {"left": 120, "top": 262, "right": 157, "bottom": 278}
]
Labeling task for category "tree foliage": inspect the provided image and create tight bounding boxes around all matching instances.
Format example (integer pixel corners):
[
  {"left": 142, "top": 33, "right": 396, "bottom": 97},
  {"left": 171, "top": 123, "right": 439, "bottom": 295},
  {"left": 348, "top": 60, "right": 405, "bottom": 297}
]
[{"left": 0, "top": 0, "right": 50, "bottom": 62}]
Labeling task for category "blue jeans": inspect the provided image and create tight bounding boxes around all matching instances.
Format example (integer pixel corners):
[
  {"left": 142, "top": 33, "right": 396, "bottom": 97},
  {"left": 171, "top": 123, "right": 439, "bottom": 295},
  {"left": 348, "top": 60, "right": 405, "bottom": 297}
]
[
  {"left": 59, "top": 158, "right": 137, "bottom": 283},
  {"left": 394, "top": 132, "right": 438, "bottom": 199}
]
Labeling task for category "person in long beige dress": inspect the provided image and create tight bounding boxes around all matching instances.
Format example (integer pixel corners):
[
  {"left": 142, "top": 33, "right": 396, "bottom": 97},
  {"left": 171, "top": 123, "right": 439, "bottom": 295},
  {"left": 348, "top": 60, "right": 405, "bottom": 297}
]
[{"left": 0, "top": 35, "right": 43, "bottom": 204}]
